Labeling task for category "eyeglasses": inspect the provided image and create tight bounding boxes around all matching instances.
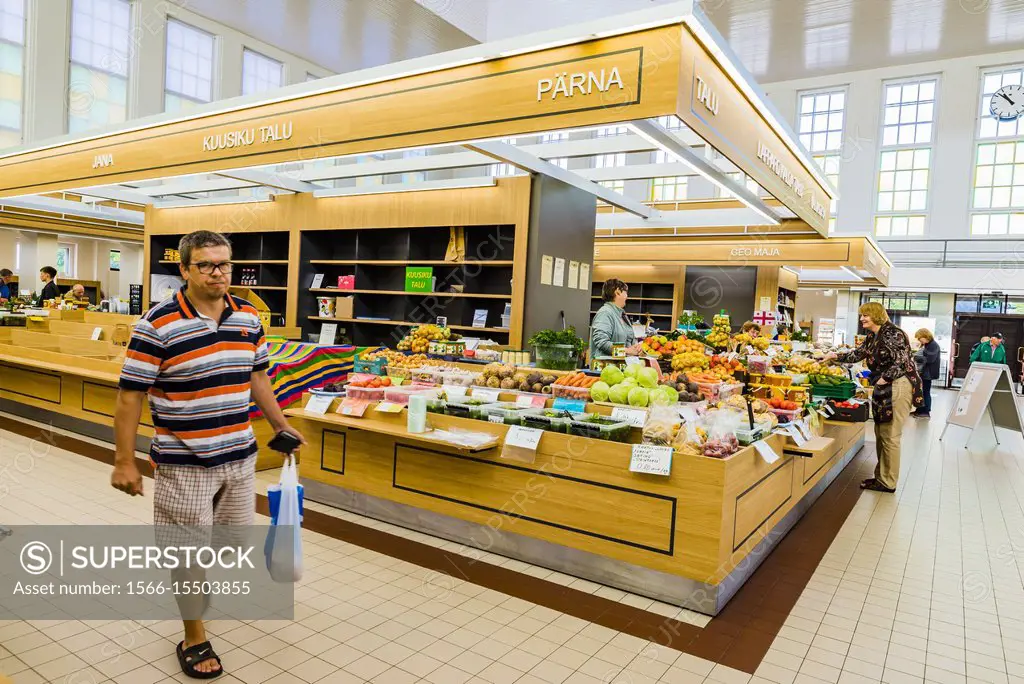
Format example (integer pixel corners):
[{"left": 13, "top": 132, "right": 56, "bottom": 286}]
[{"left": 189, "top": 261, "right": 233, "bottom": 275}]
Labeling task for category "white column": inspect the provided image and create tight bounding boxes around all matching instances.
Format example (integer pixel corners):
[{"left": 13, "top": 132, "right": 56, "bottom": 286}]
[
  {"left": 33, "top": 234, "right": 58, "bottom": 289},
  {"left": 0, "top": 229, "right": 17, "bottom": 273},
  {"left": 130, "top": 0, "right": 168, "bottom": 119},
  {"left": 118, "top": 244, "right": 143, "bottom": 300},
  {"left": 23, "top": 0, "right": 71, "bottom": 141},
  {"left": 17, "top": 232, "right": 37, "bottom": 296}
]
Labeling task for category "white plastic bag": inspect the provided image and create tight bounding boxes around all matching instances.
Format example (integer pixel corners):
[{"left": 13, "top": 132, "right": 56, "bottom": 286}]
[{"left": 266, "top": 456, "right": 304, "bottom": 583}]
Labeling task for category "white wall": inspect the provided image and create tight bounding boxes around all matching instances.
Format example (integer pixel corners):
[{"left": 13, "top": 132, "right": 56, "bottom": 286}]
[
  {"left": 765, "top": 48, "right": 1024, "bottom": 242},
  {"left": 795, "top": 288, "right": 841, "bottom": 340}
]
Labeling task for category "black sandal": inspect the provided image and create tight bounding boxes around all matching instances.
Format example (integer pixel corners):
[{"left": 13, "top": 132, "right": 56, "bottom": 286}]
[
  {"left": 176, "top": 640, "right": 223, "bottom": 679},
  {"left": 861, "top": 480, "right": 896, "bottom": 493}
]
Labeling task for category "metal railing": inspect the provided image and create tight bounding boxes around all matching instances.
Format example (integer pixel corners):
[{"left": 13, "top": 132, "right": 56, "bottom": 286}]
[{"left": 876, "top": 238, "right": 1024, "bottom": 268}]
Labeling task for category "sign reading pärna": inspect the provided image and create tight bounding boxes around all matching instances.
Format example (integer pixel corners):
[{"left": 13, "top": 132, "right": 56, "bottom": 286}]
[
  {"left": 203, "top": 120, "right": 294, "bottom": 152},
  {"left": 537, "top": 67, "right": 625, "bottom": 101}
]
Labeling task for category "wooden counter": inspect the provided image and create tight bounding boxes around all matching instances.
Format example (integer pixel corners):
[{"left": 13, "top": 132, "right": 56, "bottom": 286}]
[
  {"left": 0, "top": 343, "right": 281, "bottom": 471},
  {"left": 288, "top": 397, "right": 865, "bottom": 614}
]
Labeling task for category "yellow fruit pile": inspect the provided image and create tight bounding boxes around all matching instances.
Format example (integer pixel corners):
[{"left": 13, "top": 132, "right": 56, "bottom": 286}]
[
  {"left": 786, "top": 357, "right": 844, "bottom": 377},
  {"left": 396, "top": 324, "right": 454, "bottom": 352},
  {"left": 671, "top": 350, "right": 710, "bottom": 374}
]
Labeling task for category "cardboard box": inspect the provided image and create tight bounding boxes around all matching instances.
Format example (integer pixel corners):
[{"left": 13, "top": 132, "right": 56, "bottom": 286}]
[{"left": 335, "top": 296, "right": 354, "bottom": 319}]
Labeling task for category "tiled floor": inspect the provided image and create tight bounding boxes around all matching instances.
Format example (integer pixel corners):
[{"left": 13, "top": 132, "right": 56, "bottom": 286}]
[{"left": 1, "top": 387, "right": 1023, "bottom": 684}]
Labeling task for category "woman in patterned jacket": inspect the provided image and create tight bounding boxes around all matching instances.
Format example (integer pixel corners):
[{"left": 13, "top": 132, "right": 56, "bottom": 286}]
[{"left": 825, "top": 302, "right": 922, "bottom": 493}]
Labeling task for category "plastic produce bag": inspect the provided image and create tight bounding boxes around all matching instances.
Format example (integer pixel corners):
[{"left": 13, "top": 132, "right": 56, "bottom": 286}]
[
  {"left": 265, "top": 456, "right": 304, "bottom": 583},
  {"left": 702, "top": 409, "right": 741, "bottom": 458},
  {"left": 643, "top": 403, "right": 681, "bottom": 446}
]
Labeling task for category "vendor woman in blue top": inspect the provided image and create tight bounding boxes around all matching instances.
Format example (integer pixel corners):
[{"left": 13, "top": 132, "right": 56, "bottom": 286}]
[{"left": 589, "top": 278, "right": 641, "bottom": 363}]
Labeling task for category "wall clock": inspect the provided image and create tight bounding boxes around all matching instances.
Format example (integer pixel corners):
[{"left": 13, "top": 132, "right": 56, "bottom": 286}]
[{"left": 990, "top": 84, "right": 1024, "bottom": 121}]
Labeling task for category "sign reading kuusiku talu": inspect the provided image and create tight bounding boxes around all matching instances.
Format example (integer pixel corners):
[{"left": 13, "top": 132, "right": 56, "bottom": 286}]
[{"left": 202, "top": 120, "right": 294, "bottom": 152}]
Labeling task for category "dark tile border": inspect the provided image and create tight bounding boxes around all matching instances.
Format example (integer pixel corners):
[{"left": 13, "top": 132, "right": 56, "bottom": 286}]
[{"left": 1, "top": 416, "right": 873, "bottom": 674}]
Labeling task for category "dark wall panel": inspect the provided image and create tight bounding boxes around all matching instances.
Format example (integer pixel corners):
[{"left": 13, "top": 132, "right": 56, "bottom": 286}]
[{"left": 683, "top": 266, "right": 756, "bottom": 329}]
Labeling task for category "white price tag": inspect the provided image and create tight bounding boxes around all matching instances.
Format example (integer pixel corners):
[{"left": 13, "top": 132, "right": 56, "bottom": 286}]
[
  {"left": 488, "top": 415, "right": 504, "bottom": 424},
  {"left": 473, "top": 387, "right": 501, "bottom": 402},
  {"left": 305, "top": 394, "right": 334, "bottom": 415},
  {"left": 611, "top": 407, "right": 647, "bottom": 428},
  {"left": 754, "top": 440, "right": 780, "bottom": 464},
  {"left": 796, "top": 420, "right": 812, "bottom": 441},
  {"left": 443, "top": 385, "right": 468, "bottom": 400},
  {"left": 787, "top": 423, "right": 807, "bottom": 446},
  {"left": 516, "top": 395, "right": 546, "bottom": 408},
  {"left": 505, "top": 425, "right": 543, "bottom": 450},
  {"left": 374, "top": 402, "right": 403, "bottom": 413},
  {"left": 822, "top": 403, "right": 835, "bottom": 416},
  {"left": 90, "top": 326, "right": 103, "bottom": 341},
  {"left": 624, "top": 356, "right": 643, "bottom": 367},
  {"left": 629, "top": 444, "right": 673, "bottom": 476}
]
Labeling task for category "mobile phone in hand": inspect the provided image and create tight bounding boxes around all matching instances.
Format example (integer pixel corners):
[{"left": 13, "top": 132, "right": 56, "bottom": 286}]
[{"left": 268, "top": 430, "right": 302, "bottom": 454}]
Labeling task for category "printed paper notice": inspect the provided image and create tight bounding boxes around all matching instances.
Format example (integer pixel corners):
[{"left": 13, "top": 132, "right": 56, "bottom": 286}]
[
  {"left": 553, "top": 258, "right": 566, "bottom": 287},
  {"left": 304, "top": 394, "right": 334, "bottom": 415},
  {"left": 760, "top": 296, "right": 772, "bottom": 311},
  {"left": 516, "top": 395, "right": 546, "bottom": 408},
  {"left": 754, "top": 440, "right": 780, "bottom": 464},
  {"left": 629, "top": 444, "right": 672, "bottom": 476},
  {"left": 579, "top": 263, "right": 591, "bottom": 291},
  {"left": 540, "top": 255, "right": 554, "bottom": 285},
  {"left": 567, "top": 261, "right": 580, "bottom": 289},
  {"left": 966, "top": 373, "right": 982, "bottom": 391},
  {"left": 611, "top": 407, "right": 647, "bottom": 428},
  {"left": 955, "top": 393, "right": 972, "bottom": 416},
  {"left": 505, "top": 426, "right": 543, "bottom": 451},
  {"left": 311, "top": 273, "right": 325, "bottom": 289},
  {"left": 374, "top": 402, "right": 403, "bottom": 414},
  {"left": 787, "top": 423, "right": 808, "bottom": 446},
  {"left": 472, "top": 387, "right": 501, "bottom": 402},
  {"left": 318, "top": 323, "right": 337, "bottom": 345}
]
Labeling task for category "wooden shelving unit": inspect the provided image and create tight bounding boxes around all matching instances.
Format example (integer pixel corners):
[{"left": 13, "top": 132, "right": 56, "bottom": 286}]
[
  {"left": 147, "top": 231, "right": 292, "bottom": 327},
  {"left": 300, "top": 225, "right": 517, "bottom": 346},
  {"left": 590, "top": 281, "right": 678, "bottom": 330}
]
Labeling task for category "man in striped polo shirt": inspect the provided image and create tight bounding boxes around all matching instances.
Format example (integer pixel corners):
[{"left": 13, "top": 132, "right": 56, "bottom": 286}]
[{"left": 112, "top": 230, "right": 305, "bottom": 679}]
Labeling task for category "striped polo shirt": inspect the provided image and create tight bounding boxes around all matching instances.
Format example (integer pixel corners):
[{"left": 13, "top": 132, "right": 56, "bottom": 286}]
[{"left": 119, "top": 287, "right": 269, "bottom": 468}]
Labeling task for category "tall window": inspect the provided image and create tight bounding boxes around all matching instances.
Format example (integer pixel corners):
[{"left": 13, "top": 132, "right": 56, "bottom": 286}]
[
  {"left": 242, "top": 49, "right": 282, "bottom": 95},
  {"left": 971, "top": 65, "right": 1024, "bottom": 235},
  {"left": 656, "top": 115, "right": 683, "bottom": 131},
  {"left": 549, "top": 158, "right": 568, "bottom": 170},
  {"left": 56, "top": 244, "right": 75, "bottom": 278},
  {"left": 595, "top": 125, "right": 628, "bottom": 137},
  {"left": 600, "top": 180, "right": 625, "bottom": 193},
  {"left": 0, "top": 0, "right": 24, "bottom": 149},
  {"left": 874, "top": 77, "right": 937, "bottom": 236},
  {"left": 68, "top": 0, "right": 130, "bottom": 133},
  {"left": 489, "top": 137, "right": 521, "bottom": 177},
  {"left": 594, "top": 153, "right": 625, "bottom": 169},
  {"left": 539, "top": 132, "right": 568, "bottom": 144},
  {"left": 650, "top": 177, "right": 687, "bottom": 201},
  {"left": 798, "top": 88, "right": 845, "bottom": 233},
  {"left": 164, "top": 19, "right": 214, "bottom": 114}
]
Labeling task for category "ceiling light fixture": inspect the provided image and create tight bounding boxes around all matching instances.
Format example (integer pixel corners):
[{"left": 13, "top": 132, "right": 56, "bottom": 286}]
[
  {"left": 312, "top": 177, "right": 496, "bottom": 199},
  {"left": 153, "top": 196, "right": 275, "bottom": 209}
]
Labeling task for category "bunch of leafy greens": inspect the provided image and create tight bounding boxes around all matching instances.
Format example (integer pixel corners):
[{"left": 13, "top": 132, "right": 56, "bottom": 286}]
[{"left": 528, "top": 326, "right": 585, "bottom": 356}]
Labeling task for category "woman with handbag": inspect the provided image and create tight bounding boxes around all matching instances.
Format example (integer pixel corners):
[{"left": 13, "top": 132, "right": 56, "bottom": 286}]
[{"left": 825, "top": 302, "right": 922, "bottom": 493}]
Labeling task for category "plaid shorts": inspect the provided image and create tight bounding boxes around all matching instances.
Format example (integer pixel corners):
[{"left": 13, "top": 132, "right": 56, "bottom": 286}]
[{"left": 153, "top": 455, "right": 256, "bottom": 527}]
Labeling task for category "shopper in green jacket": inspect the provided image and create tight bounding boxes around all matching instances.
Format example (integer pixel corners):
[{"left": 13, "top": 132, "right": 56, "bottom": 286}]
[
  {"left": 589, "top": 278, "right": 640, "bottom": 364},
  {"left": 970, "top": 332, "right": 1008, "bottom": 364}
]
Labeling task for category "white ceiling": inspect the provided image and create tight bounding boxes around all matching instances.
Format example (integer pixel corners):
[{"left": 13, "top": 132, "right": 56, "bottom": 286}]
[{"left": 223, "top": 0, "right": 1024, "bottom": 84}]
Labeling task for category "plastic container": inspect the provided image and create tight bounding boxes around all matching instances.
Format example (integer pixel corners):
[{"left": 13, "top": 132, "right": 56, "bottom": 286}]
[
  {"left": 695, "top": 381, "right": 722, "bottom": 402},
  {"left": 346, "top": 386, "right": 386, "bottom": 401},
  {"left": 383, "top": 386, "right": 436, "bottom": 406},
  {"left": 533, "top": 343, "right": 580, "bottom": 371},
  {"left": 443, "top": 397, "right": 497, "bottom": 418},
  {"left": 828, "top": 401, "right": 869, "bottom": 422},
  {"left": 746, "top": 355, "right": 770, "bottom": 374},
  {"left": 770, "top": 407, "right": 803, "bottom": 423},
  {"left": 719, "top": 383, "right": 744, "bottom": 400},
  {"left": 440, "top": 369, "right": 476, "bottom": 387},
  {"left": 568, "top": 414, "right": 631, "bottom": 442},
  {"left": 521, "top": 409, "right": 582, "bottom": 433},
  {"left": 811, "top": 381, "right": 857, "bottom": 400},
  {"left": 789, "top": 373, "right": 809, "bottom": 386},
  {"left": 425, "top": 397, "right": 447, "bottom": 414},
  {"left": 477, "top": 402, "right": 537, "bottom": 425},
  {"left": 386, "top": 367, "right": 411, "bottom": 385},
  {"left": 735, "top": 425, "right": 768, "bottom": 446},
  {"left": 764, "top": 374, "right": 793, "bottom": 387},
  {"left": 551, "top": 384, "right": 592, "bottom": 401},
  {"left": 409, "top": 367, "right": 443, "bottom": 384}
]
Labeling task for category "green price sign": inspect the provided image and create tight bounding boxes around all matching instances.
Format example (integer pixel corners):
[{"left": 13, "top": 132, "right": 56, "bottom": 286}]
[{"left": 405, "top": 267, "right": 434, "bottom": 293}]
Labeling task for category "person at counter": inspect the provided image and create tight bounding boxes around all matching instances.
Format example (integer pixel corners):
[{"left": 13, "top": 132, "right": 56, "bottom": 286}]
[
  {"left": 64, "top": 283, "right": 87, "bottom": 302},
  {"left": 0, "top": 268, "right": 13, "bottom": 302},
  {"left": 970, "top": 332, "right": 1007, "bottom": 364},
  {"left": 825, "top": 302, "right": 921, "bottom": 493},
  {"left": 589, "top": 278, "right": 639, "bottom": 362},
  {"left": 36, "top": 266, "right": 58, "bottom": 305}
]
